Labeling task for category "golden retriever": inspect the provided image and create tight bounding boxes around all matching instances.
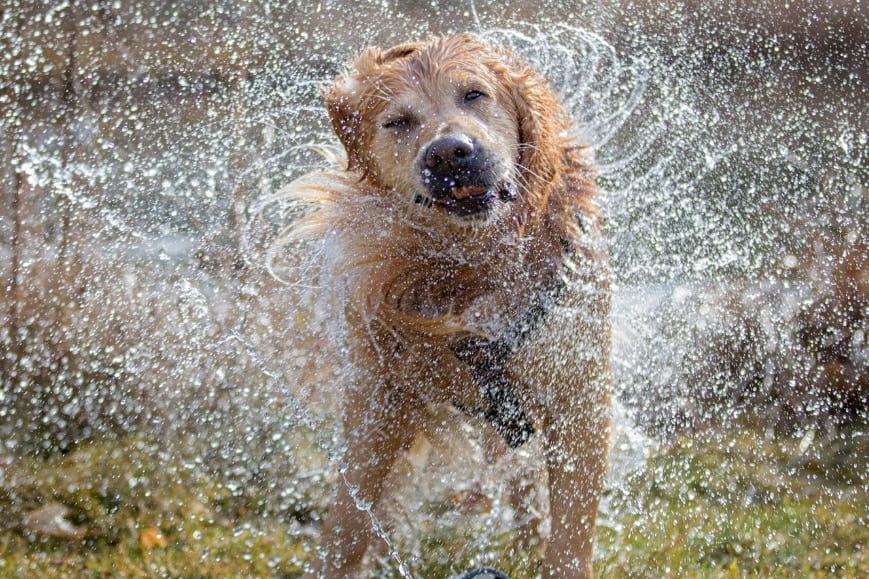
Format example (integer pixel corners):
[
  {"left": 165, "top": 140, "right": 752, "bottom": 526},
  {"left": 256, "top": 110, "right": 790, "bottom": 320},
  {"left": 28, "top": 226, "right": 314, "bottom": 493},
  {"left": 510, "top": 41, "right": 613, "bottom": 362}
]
[{"left": 283, "top": 34, "right": 612, "bottom": 579}]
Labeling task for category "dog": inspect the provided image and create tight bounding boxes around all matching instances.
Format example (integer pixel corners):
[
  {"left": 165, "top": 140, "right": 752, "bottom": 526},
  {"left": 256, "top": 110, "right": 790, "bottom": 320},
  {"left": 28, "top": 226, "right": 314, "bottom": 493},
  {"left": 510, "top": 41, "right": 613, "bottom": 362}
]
[{"left": 282, "top": 34, "right": 612, "bottom": 579}]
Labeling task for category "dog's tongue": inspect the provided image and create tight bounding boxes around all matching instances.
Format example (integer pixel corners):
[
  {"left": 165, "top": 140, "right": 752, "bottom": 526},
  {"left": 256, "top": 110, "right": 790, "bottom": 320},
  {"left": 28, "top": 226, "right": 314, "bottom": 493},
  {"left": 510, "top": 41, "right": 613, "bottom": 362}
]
[{"left": 452, "top": 185, "right": 488, "bottom": 200}]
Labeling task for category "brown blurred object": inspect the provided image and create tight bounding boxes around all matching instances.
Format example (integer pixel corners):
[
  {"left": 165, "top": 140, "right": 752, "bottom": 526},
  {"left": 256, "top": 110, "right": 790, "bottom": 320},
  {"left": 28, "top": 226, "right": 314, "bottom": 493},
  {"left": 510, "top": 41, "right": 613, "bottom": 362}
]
[
  {"left": 796, "top": 229, "right": 869, "bottom": 412},
  {"left": 138, "top": 526, "right": 168, "bottom": 549}
]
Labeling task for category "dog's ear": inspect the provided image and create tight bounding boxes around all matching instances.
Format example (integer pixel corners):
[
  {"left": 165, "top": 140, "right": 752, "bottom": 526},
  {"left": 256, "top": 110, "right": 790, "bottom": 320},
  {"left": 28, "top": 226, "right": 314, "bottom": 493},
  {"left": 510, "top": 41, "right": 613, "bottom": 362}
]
[
  {"left": 500, "top": 55, "right": 570, "bottom": 202},
  {"left": 324, "top": 69, "right": 366, "bottom": 171},
  {"left": 324, "top": 42, "right": 425, "bottom": 172},
  {"left": 380, "top": 42, "right": 424, "bottom": 63}
]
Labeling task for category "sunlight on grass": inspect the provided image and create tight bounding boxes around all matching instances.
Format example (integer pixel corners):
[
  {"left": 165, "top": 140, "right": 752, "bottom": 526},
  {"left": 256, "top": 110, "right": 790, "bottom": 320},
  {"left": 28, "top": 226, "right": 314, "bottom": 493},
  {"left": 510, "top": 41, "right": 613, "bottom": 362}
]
[
  {"left": 597, "top": 427, "right": 867, "bottom": 578},
  {"left": 1, "top": 425, "right": 865, "bottom": 577}
]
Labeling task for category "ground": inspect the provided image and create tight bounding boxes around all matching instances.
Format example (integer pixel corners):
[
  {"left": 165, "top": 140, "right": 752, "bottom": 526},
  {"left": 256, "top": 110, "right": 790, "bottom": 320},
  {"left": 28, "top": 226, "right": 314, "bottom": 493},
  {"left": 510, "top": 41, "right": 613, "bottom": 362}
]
[{"left": 1, "top": 423, "right": 865, "bottom": 578}]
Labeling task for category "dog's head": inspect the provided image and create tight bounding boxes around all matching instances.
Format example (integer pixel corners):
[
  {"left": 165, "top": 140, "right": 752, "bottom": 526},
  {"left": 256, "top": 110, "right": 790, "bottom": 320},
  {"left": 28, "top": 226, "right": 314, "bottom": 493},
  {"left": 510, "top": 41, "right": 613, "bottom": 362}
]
[{"left": 324, "top": 34, "right": 571, "bottom": 228}]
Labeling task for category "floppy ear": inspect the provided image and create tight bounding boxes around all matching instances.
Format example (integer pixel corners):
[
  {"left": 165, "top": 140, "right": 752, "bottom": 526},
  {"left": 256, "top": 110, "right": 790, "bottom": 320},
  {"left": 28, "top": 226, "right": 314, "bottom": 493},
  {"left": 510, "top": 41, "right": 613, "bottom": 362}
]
[
  {"left": 324, "top": 42, "right": 425, "bottom": 172},
  {"left": 502, "top": 55, "right": 571, "bottom": 202},
  {"left": 380, "top": 42, "right": 424, "bottom": 62},
  {"left": 496, "top": 50, "right": 601, "bottom": 237},
  {"left": 324, "top": 65, "right": 367, "bottom": 172}
]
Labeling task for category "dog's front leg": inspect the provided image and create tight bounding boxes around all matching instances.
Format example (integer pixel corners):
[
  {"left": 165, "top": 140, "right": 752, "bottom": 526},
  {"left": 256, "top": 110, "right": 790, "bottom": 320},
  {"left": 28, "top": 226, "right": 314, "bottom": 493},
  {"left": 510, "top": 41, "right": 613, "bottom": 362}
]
[
  {"left": 309, "top": 375, "right": 422, "bottom": 578},
  {"left": 541, "top": 381, "right": 611, "bottom": 579}
]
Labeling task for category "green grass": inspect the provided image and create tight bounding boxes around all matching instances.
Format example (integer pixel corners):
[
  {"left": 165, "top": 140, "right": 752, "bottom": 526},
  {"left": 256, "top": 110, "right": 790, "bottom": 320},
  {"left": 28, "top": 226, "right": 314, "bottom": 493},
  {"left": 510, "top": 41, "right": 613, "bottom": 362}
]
[
  {"left": 0, "top": 439, "right": 315, "bottom": 577},
  {"left": 596, "top": 427, "right": 867, "bottom": 578},
  {"left": 1, "top": 425, "right": 865, "bottom": 577}
]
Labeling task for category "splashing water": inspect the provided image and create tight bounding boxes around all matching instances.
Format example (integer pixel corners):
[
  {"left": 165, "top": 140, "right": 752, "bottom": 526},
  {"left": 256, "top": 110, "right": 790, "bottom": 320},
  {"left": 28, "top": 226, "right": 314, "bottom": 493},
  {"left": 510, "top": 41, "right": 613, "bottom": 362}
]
[{"left": 1, "top": 1, "right": 865, "bottom": 576}]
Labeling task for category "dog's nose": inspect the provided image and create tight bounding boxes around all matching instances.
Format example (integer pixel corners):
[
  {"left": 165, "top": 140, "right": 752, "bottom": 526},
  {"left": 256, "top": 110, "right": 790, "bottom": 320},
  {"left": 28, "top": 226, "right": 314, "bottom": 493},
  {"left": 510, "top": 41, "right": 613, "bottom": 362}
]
[{"left": 424, "top": 134, "right": 476, "bottom": 172}]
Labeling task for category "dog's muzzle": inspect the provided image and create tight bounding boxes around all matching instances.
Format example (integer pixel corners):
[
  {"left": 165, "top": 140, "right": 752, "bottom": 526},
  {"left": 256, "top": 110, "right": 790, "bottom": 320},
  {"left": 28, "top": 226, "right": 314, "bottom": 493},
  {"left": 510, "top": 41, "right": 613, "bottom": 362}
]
[{"left": 417, "top": 134, "right": 514, "bottom": 216}]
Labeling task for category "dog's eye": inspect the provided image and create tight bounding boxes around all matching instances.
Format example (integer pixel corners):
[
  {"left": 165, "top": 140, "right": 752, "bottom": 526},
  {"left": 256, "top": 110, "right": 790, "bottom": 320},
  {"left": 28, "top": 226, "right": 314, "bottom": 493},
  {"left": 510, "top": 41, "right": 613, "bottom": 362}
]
[
  {"left": 463, "top": 90, "right": 486, "bottom": 103},
  {"left": 382, "top": 116, "right": 410, "bottom": 129}
]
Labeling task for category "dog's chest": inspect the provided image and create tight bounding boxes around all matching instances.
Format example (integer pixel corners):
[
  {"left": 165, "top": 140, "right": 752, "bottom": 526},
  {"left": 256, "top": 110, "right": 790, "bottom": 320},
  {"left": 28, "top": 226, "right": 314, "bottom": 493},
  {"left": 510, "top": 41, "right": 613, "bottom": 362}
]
[
  {"left": 392, "top": 249, "right": 563, "bottom": 343},
  {"left": 395, "top": 267, "right": 516, "bottom": 335}
]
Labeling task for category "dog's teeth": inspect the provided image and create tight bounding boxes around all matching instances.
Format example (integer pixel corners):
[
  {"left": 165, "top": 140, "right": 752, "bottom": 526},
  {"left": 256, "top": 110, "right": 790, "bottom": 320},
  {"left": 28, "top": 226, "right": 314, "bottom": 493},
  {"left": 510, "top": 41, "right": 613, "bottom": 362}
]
[{"left": 452, "top": 185, "right": 487, "bottom": 199}]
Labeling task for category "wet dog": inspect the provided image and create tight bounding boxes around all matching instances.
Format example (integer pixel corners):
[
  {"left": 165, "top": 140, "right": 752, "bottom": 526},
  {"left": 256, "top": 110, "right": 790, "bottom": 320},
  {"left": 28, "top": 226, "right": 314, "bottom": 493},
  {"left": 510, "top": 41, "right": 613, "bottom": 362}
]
[{"left": 284, "top": 34, "right": 612, "bottom": 578}]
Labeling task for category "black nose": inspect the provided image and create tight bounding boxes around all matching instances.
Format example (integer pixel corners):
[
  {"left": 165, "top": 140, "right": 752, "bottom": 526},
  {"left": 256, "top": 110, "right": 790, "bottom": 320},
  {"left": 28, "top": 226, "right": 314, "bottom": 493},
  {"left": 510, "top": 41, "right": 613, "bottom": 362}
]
[{"left": 425, "top": 134, "right": 477, "bottom": 172}]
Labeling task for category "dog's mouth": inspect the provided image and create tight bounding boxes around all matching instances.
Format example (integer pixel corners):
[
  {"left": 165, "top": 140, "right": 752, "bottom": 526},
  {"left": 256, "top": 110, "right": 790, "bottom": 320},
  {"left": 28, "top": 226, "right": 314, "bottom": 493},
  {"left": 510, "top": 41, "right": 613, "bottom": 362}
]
[
  {"left": 414, "top": 182, "right": 515, "bottom": 217},
  {"left": 413, "top": 134, "right": 516, "bottom": 219}
]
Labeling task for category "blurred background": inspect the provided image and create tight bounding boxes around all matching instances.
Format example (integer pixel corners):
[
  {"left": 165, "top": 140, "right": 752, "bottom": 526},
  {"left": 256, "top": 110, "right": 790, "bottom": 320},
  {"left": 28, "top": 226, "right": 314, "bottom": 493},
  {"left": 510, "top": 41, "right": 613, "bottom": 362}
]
[{"left": 1, "top": 1, "right": 866, "bottom": 576}]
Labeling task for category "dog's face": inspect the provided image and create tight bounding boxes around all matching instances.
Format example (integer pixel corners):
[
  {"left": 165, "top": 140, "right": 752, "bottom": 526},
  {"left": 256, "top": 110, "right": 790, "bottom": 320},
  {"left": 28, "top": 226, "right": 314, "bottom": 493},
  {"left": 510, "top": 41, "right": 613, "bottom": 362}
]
[
  {"left": 370, "top": 60, "right": 520, "bottom": 222},
  {"left": 325, "top": 35, "right": 567, "bottom": 227}
]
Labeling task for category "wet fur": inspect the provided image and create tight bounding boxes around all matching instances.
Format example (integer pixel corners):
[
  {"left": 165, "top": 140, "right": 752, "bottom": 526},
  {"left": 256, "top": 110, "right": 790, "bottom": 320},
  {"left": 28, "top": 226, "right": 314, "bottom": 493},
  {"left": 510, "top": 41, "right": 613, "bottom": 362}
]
[{"left": 285, "top": 35, "right": 612, "bottom": 578}]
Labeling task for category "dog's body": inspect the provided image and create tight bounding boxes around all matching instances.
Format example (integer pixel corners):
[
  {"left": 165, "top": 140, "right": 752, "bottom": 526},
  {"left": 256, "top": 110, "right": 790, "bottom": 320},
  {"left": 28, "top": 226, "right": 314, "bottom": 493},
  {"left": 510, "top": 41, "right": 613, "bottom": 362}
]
[{"left": 284, "top": 35, "right": 611, "bottom": 579}]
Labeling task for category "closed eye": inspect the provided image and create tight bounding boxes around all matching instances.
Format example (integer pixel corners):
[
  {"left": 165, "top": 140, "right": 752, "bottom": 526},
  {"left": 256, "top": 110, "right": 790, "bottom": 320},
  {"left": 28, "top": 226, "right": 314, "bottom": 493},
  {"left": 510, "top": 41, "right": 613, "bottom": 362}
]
[{"left": 382, "top": 116, "right": 410, "bottom": 129}]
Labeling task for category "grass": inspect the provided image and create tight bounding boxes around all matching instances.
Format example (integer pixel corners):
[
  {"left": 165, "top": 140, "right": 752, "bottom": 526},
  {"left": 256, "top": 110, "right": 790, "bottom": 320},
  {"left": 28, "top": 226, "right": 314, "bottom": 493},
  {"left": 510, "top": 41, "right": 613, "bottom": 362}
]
[
  {"left": 0, "top": 424, "right": 865, "bottom": 578},
  {"left": 596, "top": 426, "right": 867, "bottom": 578},
  {"left": 0, "top": 439, "right": 316, "bottom": 577}
]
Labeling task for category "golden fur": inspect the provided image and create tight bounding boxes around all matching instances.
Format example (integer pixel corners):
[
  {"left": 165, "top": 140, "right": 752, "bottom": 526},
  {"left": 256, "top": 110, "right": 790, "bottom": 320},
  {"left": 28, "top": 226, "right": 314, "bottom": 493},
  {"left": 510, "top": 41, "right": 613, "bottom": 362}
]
[{"left": 284, "top": 34, "right": 612, "bottom": 578}]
